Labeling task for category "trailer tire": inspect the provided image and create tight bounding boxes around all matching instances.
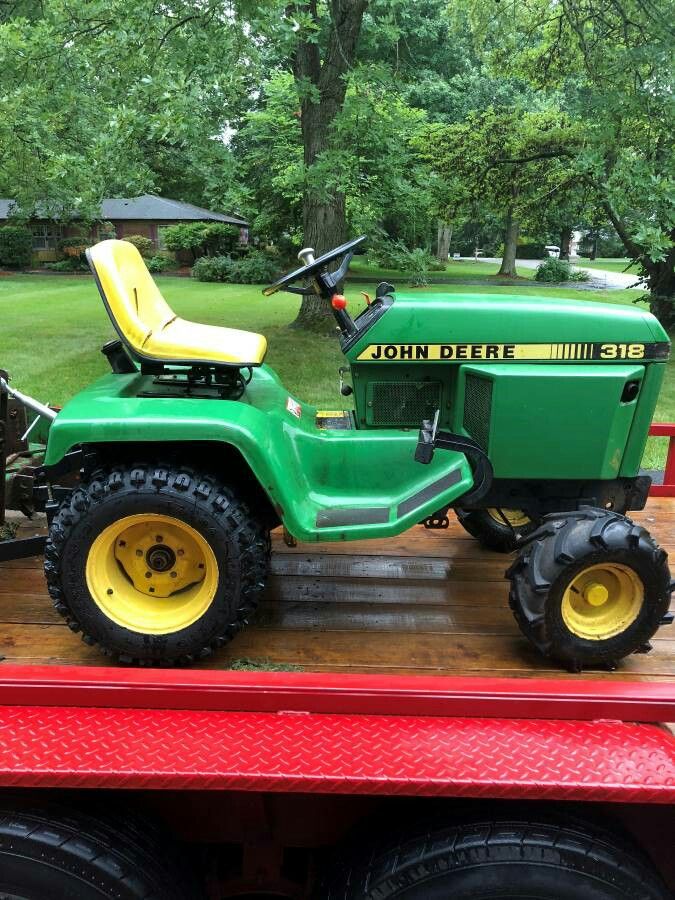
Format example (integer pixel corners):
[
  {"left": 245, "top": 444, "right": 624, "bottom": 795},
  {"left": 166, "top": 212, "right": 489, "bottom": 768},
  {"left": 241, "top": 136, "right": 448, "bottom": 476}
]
[
  {"left": 455, "top": 507, "right": 538, "bottom": 553},
  {"left": 0, "top": 802, "right": 201, "bottom": 899},
  {"left": 45, "top": 463, "right": 269, "bottom": 665},
  {"left": 507, "top": 508, "right": 671, "bottom": 669},
  {"left": 322, "top": 814, "right": 670, "bottom": 899}
]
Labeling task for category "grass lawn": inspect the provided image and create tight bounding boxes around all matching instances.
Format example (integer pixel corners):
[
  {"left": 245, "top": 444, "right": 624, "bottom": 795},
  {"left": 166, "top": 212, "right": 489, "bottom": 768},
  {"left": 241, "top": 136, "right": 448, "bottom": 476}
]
[
  {"left": 349, "top": 258, "right": 535, "bottom": 281},
  {"left": 576, "top": 258, "right": 639, "bottom": 274},
  {"left": 0, "top": 273, "right": 670, "bottom": 469}
]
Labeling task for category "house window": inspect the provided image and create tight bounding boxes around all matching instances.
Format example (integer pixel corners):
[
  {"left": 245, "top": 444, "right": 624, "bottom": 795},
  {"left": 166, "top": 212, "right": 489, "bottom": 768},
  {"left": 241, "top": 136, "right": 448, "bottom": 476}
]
[
  {"left": 157, "top": 225, "right": 171, "bottom": 250},
  {"left": 31, "top": 224, "right": 60, "bottom": 250}
]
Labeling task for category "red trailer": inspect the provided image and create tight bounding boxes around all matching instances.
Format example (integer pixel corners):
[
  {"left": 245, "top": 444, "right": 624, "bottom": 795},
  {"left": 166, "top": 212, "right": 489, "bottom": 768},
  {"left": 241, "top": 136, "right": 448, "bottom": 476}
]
[{"left": 0, "top": 424, "right": 673, "bottom": 899}]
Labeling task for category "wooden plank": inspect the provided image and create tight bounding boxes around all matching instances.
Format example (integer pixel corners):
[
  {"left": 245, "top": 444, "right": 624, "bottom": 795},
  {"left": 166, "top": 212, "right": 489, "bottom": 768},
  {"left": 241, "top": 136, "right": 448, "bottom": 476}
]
[
  {"left": 0, "top": 498, "right": 672, "bottom": 680},
  {"left": 1, "top": 624, "right": 674, "bottom": 678}
]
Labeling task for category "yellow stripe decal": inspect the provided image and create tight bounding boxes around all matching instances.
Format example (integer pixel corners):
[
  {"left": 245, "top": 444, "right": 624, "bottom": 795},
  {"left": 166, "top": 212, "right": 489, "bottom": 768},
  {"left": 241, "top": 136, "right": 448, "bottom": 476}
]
[{"left": 356, "top": 343, "right": 654, "bottom": 362}]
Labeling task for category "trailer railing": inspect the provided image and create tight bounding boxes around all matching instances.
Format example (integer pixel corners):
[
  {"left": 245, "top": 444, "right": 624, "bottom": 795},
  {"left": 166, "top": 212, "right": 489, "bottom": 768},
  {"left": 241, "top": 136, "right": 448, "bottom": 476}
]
[{"left": 649, "top": 422, "right": 675, "bottom": 497}]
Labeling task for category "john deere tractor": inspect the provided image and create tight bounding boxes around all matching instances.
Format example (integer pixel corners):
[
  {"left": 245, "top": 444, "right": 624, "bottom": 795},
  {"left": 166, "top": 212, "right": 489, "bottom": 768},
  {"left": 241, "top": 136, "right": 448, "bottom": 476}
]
[{"left": 1, "top": 236, "right": 671, "bottom": 669}]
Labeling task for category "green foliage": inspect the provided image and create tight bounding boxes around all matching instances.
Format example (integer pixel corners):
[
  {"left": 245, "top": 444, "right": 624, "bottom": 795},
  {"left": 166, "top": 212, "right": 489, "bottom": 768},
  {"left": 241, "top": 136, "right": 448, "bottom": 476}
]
[
  {"left": 58, "top": 235, "right": 90, "bottom": 258},
  {"left": 45, "top": 257, "right": 87, "bottom": 271},
  {"left": 192, "top": 250, "right": 278, "bottom": 284},
  {"left": 230, "top": 251, "right": 279, "bottom": 285},
  {"left": 535, "top": 259, "right": 589, "bottom": 283},
  {"left": 368, "top": 240, "right": 442, "bottom": 286},
  {"left": 516, "top": 243, "right": 546, "bottom": 260},
  {"left": 122, "top": 234, "right": 154, "bottom": 257},
  {"left": 147, "top": 255, "right": 169, "bottom": 273},
  {"left": 98, "top": 221, "right": 117, "bottom": 241},
  {"left": 0, "top": 0, "right": 255, "bottom": 218},
  {"left": 162, "top": 222, "right": 239, "bottom": 259},
  {"left": 0, "top": 226, "right": 32, "bottom": 267},
  {"left": 191, "top": 255, "right": 234, "bottom": 282}
]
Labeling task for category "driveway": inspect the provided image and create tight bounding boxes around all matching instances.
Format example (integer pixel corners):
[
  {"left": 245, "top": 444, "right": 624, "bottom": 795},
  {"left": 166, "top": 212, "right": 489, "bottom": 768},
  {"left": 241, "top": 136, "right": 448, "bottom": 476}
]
[{"left": 477, "top": 257, "right": 642, "bottom": 290}]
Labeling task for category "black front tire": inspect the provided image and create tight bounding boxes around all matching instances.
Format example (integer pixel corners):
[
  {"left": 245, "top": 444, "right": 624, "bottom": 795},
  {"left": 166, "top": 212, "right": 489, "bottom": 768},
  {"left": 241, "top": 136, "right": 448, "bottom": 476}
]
[
  {"left": 322, "top": 813, "right": 670, "bottom": 899},
  {"left": 45, "top": 463, "right": 269, "bottom": 666},
  {"left": 507, "top": 508, "right": 672, "bottom": 669},
  {"left": 456, "top": 507, "right": 539, "bottom": 553},
  {"left": 0, "top": 802, "right": 200, "bottom": 899}
]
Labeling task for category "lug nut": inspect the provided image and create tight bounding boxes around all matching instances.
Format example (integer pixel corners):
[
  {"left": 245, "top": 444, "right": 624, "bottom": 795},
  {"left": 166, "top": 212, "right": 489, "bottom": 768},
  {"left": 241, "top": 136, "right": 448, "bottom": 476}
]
[
  {"left": 135, "top": 549, "right": 143, "bottom": 557},
  {"left": 156, "top": 535, "right": 163, "bottom": 543},
  {"left": 170, "top": 571, "right": 177, "bottom": 578},
  {"left": 145, "top": 571, "right": 152, "bottom": 579}
]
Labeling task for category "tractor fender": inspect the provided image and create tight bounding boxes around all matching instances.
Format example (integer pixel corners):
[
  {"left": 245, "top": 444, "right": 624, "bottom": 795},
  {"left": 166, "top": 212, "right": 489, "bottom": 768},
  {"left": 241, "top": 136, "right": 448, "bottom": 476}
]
[{"left": 43, "top": 368, "right": 474, "bottom": 542}]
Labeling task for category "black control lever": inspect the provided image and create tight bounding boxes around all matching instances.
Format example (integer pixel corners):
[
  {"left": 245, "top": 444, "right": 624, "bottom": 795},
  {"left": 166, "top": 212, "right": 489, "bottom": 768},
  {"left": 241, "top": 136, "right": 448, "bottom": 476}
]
[{"left": 415, "top": 413, "right": 494, "bottom": 503}]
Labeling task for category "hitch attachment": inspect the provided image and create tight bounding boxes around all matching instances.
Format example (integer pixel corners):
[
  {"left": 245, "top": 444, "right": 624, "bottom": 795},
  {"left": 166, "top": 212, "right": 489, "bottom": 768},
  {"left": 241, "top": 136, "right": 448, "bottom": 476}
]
[
  {"left": 0, "top": 375, "right": 57, "bottom": 423},
  {"left": 415, "top": 412, "right": 494, "bottom": 503}
]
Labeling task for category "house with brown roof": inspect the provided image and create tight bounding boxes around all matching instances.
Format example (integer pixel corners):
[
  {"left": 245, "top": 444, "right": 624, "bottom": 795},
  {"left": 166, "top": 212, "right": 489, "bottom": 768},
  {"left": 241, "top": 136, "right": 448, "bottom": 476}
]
[{"left": 0, "top": 195, "right": 249, "bottom": 263}]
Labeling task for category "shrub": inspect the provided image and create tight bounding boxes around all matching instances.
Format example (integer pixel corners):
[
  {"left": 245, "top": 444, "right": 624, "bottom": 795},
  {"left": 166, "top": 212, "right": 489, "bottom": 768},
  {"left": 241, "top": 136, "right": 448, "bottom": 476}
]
[
  {"left": 229, "top": 250, "right": 279, "bottom": 284},
  {"left": 122, "top": 234, "right": 154, "bottom": 257},
  {"left": 370, "top": 240, "right": 409, "bottom": 270},
  {"left": 162, "top": 222, "right": 206, "bottom": 257},
  {"left": 191, "top": 255, "right": 234, "bottom": 282},
  {"left": 0, "top": 226, "right": 32, "bottom": 267},
  {"left": 98, "top": 220, "right": 116, "bottom": 241},
  {"left": 405, "top": 247, "right": 433, "bottom": 287},
  {"left": 162, "top": 222, "right": 240, "bottom": 260},
  {"left": 370, "top": 240, "right": 437, "bottom": 284},
  {"left": 44, "top": 258, "right": 87, "bottom": 272},
  {"left": 147, "top": 255, "right": 169, "bottom": 273},
  {"left": 201, "top": 223, "right": 240, "bottom": 256},
  {"left": 59, "top": 235, "right": 90, "bottom": 257},
  {"left": 535, "top": 258, "right": 589, "bottom": 283}
]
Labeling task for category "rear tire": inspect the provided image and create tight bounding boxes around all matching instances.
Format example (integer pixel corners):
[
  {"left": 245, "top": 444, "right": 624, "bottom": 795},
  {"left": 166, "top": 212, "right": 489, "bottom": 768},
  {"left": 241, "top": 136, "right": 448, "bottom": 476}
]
[
  {"left": 45, "top": 463, "right": 269, "bottom": 666},
  {"left": 456, "top": 507, "right": 539, "bottom": 553},
  {"left": 322, "top": 814, "right": 670, "bottom": 899},
  {"left": 0, "top": 802, "right": 199, "bottom": 899},
  {"left": 507, "top": 508, "right": 671, "bottom": 669}
]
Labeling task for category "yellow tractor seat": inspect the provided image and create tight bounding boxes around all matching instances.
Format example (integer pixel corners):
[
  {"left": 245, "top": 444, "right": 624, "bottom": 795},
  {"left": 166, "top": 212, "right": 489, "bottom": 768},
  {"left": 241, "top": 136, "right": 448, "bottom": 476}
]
[{"left": 86, "top": 240, "right": 267, "bottom": 368}]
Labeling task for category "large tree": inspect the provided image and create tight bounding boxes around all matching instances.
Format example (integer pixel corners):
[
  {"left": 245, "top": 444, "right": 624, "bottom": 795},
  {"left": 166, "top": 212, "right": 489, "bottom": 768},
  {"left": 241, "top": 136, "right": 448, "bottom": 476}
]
[
  {"left": 284, "top": 0, "right": 368, "bottom": 329},
  {"left": 0, "top": 0, "right": 254, "bottom": 218},
  {"left": 467, "top": 0, "right": 675, "bottom": 327},
  {"left": 416, "top": 107, "right": 579, "bottom": 276}
]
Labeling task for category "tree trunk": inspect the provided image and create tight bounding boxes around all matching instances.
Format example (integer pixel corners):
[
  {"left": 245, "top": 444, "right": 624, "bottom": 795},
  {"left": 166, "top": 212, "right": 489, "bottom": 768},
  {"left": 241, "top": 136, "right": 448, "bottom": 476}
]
[
  {"left": 589, "top": 229, "right": 598, "bottom": 260},
  {"left": 603, "top": 200, "right": 675, "bottom": 330},
  {"left": 644, "top": 251, "right": 675, "bottom": 332},
  {"left": 290, "top": 0, "right": 368, "bottom": 332},
  {"left": 498, "top": 205, "right": 519, "bottom": 276},
  {"left": 559, "top": 227, "right": 572, "bottom": 260},
  {"left": 437, "top": 221, "right": 452, "bottom": 262}
]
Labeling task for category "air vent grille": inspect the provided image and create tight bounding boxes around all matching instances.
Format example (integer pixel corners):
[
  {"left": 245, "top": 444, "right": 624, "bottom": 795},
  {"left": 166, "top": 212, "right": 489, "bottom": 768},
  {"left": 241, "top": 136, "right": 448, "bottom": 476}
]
[
  {"left": 370, "top": 381, "right": 442, "bottom": 426},
  {"left": 463, "top": 375, "right": 492, "bottom": 450}
]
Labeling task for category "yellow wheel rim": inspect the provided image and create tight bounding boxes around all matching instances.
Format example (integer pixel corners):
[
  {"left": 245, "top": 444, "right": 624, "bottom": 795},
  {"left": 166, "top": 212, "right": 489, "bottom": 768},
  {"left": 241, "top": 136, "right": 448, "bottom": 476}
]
[
  {"left": 487, "top": 508, "right": 531, "bottom": 528},
  {"left": 86, "top": 514, "right": 218, "bottom": 635},
  {"left": 561, "top": 562, "right": 643, "bottom": 641}
]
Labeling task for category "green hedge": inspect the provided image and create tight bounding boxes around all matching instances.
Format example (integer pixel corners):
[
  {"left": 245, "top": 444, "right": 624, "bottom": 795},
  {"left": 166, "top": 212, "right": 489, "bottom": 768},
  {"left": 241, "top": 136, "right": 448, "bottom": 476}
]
[{"left": 0, "top": 226, "right": 32, "bottom": 267}]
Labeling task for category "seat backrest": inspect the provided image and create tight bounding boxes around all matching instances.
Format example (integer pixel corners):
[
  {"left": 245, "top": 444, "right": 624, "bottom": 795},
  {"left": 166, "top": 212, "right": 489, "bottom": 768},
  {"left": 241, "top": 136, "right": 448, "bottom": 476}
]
[{"left": 86, "top": 239, "right": 175, "bottom": 353}]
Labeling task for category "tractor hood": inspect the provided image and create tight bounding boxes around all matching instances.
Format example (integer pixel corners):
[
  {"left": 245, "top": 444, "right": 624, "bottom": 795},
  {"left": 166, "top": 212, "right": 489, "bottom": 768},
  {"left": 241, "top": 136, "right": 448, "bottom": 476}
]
[{"left": 345, "top": 293, "right": 670, "bottom": 364}]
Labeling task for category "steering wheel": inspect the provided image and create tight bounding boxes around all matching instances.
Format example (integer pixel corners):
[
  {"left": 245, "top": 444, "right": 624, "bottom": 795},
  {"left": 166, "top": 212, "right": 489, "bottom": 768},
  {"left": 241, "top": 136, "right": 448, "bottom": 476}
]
[{"left": 262, "top": 236, "right": 367, "bottom": 297}]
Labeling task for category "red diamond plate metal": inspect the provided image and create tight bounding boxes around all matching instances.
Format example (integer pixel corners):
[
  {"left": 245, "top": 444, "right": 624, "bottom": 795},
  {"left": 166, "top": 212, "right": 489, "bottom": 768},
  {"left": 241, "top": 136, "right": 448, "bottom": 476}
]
[
  {"left": 0, "top": 705, "right": 673, "bottom": 803},
  {"left": 1, "top": 665, "right": 674, "bottom": 722}
]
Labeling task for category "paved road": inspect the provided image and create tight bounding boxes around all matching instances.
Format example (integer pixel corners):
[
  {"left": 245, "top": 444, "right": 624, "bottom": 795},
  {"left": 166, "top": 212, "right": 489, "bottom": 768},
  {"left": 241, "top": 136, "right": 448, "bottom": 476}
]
[{"left": 476, "top": 257, "right": 642, "bottom": 290}]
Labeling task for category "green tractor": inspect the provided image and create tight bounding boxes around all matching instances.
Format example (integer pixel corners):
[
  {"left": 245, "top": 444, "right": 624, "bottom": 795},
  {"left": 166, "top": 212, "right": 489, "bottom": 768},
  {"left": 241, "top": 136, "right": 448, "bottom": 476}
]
[{"left": 2, "top": 236, "right": 672, "bottom": 670}]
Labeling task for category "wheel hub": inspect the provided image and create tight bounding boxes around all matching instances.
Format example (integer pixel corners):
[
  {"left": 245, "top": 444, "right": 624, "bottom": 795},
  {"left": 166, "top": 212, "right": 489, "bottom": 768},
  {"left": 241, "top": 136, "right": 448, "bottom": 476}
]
[
  {"left": 85, "top": 513, "right": 219, "bottom": 635},
  {"left": 583, "top": 582, "right": 610, "bottom": 607},
  {"left": 561, "top": 562, "right": 643, "bottom": 640},
  {"left": 146, "top": 543, "right": 176, "bottom": 573}
]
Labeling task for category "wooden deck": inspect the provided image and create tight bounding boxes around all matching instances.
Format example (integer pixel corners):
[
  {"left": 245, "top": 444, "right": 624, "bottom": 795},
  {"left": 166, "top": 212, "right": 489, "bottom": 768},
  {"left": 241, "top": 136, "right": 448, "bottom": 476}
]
[{"left": 1, "top": 498, "right": 673, "bottom": 680}]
